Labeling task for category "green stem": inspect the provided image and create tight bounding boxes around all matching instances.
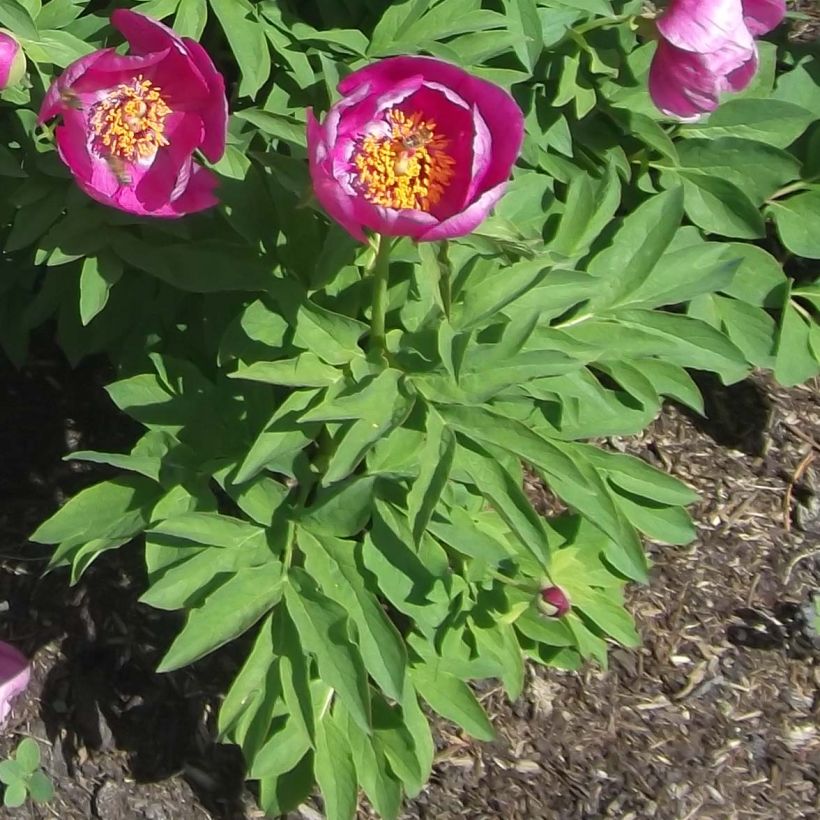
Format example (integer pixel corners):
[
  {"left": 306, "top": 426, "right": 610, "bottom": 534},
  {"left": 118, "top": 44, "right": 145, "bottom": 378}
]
[
  {"left": 767, "top": 179, "right": 814, "bottom": 204},
  {"left": 573, "top": 13, "right": 631, "bottom": 36},
  {"left": 437, "top": 239, "right": 452, "bottom": 318},
  {"left": 369, "top": 233, "right": 392, "bottom": 355}
]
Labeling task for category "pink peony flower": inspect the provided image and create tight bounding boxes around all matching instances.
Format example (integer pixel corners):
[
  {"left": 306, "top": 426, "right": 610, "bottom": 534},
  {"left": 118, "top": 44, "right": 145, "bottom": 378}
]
[
  {"left": 649, "top": 0, "right": 786, "bottom": 119},
  {"left": 0, "top": 29, "right": 25, "bottom": 90},
  {"left": 539, "top": 586, "right": 571, "bottom": 618},
  {"left": 0, "top": 641, "right": 30, "bottom": 727},
  {"left": 39, "top": 10, "right": 228, "bottom": 218},
  {"left": 307, "top": 56, "right": 524, "bottom": 243}
]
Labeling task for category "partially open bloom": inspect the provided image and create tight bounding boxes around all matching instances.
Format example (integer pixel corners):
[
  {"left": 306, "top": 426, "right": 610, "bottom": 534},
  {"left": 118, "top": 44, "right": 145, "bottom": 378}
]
[
  {"left": 0, "top": 641, "right": 30, "bottom": 726},
  {"left": 539, "top": 586, "right": 571, "bottom": 618},
  {"left": 649, "top": 0, "right": 786, "bottom": 119},
  {"left": 0, "top": 29, "right": 25, "bottom": 90},
  {"left": 39, "top": 10, "right": 227, "bottom": 217},
  {"left": 307, "top": 56, "right": 524, "bottom": 242}
]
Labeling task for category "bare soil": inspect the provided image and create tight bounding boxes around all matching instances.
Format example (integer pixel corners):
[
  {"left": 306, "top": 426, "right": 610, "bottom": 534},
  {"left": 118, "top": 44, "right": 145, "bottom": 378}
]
[{"left": 1, "top": 346, "right": 818, "bottom": 820}]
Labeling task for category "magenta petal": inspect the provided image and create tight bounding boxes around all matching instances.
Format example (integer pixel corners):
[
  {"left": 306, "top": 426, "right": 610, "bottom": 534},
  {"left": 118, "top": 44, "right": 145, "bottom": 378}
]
[
  {"left": 741, "top": 0, "right": 786, "bottom": 35},
  {"left": 657, "top": 0, "right": 753, "bottom": 53},
  {"left": 351, "top": 197, "right": 438, "bottom": 239},
  {"left": 111, "top": 8, "right": 185, "bottom": 56},
  {"left": 0, "top": 642, "right": 30, "bottom": 727},
  {"left": 39, "top": 49, "right": 113, "bottom": 122},
  {"left": 180, "top": 38, "right": 227, "bottom": 162},
  {"left": 308, "top": 110, "right": 367, "bottom": 242},
  {"left": 418, "top": 182, "right": 508, "bottom": 241},
  {"left": 54, "top": 110, "right": 94, "bottom": 183},
  {"left": 167, "top": 164, "right": 220, "bottom": 215},
  {"left": 136, "top": 112, "right": 204, "bottom": 211}
]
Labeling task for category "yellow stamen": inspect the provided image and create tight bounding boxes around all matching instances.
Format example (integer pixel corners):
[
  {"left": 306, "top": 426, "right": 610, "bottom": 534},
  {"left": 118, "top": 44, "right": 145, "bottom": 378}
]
[
  {"left": 89, "top": 76, "right": 170, "bottom": 163},
  {"left": 353, "top": 109, "right": 455, "bottom": 211}
]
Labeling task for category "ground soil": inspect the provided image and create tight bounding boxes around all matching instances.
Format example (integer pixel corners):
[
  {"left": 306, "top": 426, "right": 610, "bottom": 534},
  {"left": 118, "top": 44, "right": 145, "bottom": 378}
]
[{"left": 1, "top": 347, "right": 818, "bottom": 820}]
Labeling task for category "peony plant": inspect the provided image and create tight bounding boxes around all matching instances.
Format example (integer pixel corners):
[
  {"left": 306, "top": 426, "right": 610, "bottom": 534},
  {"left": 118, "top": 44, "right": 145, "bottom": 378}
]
[{"left": 0, "top": 1, "right": 817, "bottom": 818}]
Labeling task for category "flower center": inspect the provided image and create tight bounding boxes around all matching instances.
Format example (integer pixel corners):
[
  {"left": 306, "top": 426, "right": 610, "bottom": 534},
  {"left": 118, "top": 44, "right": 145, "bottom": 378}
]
[
  {"left": 353, "top": 109, "right": 455, "bottom": 211},
  {"left": 89, "top": 76, "right": 171, "bottom": 163}
]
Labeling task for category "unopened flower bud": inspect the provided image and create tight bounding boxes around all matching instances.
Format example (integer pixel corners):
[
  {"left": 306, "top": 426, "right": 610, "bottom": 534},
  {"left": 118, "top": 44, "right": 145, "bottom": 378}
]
[
  {"left": 0, "top": 30, "right": 25, "bottom": 90},
  {"left": 539, "top": 585, "right": 571, "bottom": 618}
]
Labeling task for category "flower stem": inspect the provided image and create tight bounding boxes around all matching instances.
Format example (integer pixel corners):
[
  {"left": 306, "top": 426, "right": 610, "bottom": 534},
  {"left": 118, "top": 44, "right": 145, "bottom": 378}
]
[
  {"left": 370, "top": 233, "right": 392, "bottom": 355},
  {"left": 437, "top": 240, "right": 452, "bottom": 318}
]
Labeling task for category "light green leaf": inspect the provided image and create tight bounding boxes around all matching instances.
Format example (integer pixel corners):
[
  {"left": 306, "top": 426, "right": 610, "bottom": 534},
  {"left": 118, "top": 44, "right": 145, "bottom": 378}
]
[
  {"left": 298, "top": 530, "right": 407, "bottom": 702},
  {"left": 410, "top": 661, "right": 494, "bottom": 741},
  {"left": 284, "top": 568, "right": 372, "bottom": 734},
  {"left": 158, "top": 562, "right": 284, "bottom": 671}
]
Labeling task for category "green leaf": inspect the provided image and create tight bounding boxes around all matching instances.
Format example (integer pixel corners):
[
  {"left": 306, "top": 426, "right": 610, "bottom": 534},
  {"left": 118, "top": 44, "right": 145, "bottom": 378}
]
[
  {"left": 769, "top": 191, "right": 820, "bottom": 259},
  {"left": 671, "top": 138, "right": 800, "bottom": 204},
  {"left": 157, "top": 562, "right": 284, "bottom": 671},
  {"left": 284, "top": 568, "right": 372, "bottom": 734},
  {"left": 3, "top": 780, "right": 27, "bottom": 809},
  {"left": 236, "top": 389, "right": 320, "bottom": 483},
  {"left": 298, "top": 530, "right": 407, "bottom": 702},
  {"left": 231, "top": 353, "right": 341, "bottom": 388},
  {"left": 208, "top": 0, "right": 270, "bottom": 97},
  {"left": 315, "top": 715, "right": 358, "bottom": 820},
  {"left": 587, "top": 187, "right": 684, "bottom": 310},
  {"left": 14, "top": 739, "right": 40, "bottom": 773},
  {"left": 681, "top": 99, "right": 814, "bottom": 148},
  {"left": 26, "top": 771, "right": 53, "bottom": 804},
  {"left": 455, "top": 257, "right": 552, "bottom": 330},
  {"left": 292, "top": 300, "right": 367, "bottom": 365},
  {"left": 174, "top": 0, "right": 207, "bottom": 38},
  {"left": 250, "top": 713, "right": 311, "bottom": 779},
  {"left": 552, "top": 164, "right": 620, "bottom": 257},
  {"left": 217, "top": 615, "right": 275, "bottom": 741},
  {"left": 79, "top": 252, "right": 123, "bottom": 326},
  {"left": 775, "top": 298, "right": 820, "bottom": 387},
  {"left": 410, "top": 661, "right": 494, "bottom": 741},
  {"left": 0, "top": 760, "right": 23, "bottom": 786},
  {"left": 31, "top": 475, "right": 160, "bottom": 549},
  {"left": 323, "top": 378, "right": 415, "bottom": 485},
  {"left": 335, "top": 705, "right": 401, "bottom": 820},
  {"left": 300, "top": 476, "right": 376, "bottom": 538},
  {"left": 407, "top": 408, "right": 455, "bottom": 545},
  {"left": 679, "top": 172, "right": 765, "bottom": 239},
  {"left": 572, "top": 587, "right": 640, "bottom": 647}
]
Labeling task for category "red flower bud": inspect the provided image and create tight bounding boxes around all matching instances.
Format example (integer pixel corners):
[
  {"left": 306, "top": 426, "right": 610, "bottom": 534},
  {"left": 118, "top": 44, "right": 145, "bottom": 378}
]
[
  {"left": 539, "top": 586, "right": 571, "bottom": 618},
  {"left": 0, "top": 30, "right": 25, "bottom": 90}
]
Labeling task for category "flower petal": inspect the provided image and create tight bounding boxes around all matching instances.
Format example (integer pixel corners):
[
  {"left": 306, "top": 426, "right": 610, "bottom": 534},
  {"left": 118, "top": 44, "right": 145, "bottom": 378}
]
[
  {"left": 418, "top": 181, "right": 509, "bottom": 241},
  {"left": 135, "top": 112, "right": 204, "bottom": 211},
  {"left": 180, "top": 37, "right": 228, "bottom": 162},
  {"left": 308, "top": 110, "right": 367, "bottom": 242},
  {"left": 657, "top": 0, "right": 754, "bottom": 53},
  {"left": 0, "top": 642, "right": 30, "bottom": 727},
  {"left": 741, "top": 0, "right": 786, "bottom": 36}
]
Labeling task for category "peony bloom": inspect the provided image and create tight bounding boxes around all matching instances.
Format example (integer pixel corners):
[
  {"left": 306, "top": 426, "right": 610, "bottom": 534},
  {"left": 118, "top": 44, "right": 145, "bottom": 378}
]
[
  {"left": 0, "top": 641, "right": 30, "bottom": 727},
  {"left": 538, "top": 586, "right": 571, "bottom": 618},
  {"left": 0, "top": 29, "right": 25, "bottom": 90},
  {"left": 39, "top": 9, "right": 227, "bottom": 217},
  {"left": 307, "top": 56, "right": 524, "bottom": 243},
  {"left": 649, "top": 0, "right": 786, "bottom": 119}
]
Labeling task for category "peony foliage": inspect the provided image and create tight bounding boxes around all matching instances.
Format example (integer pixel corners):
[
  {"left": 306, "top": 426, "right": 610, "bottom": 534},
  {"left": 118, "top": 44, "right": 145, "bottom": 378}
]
[{"left": 0, "top": 0, "right": 817, "bottom": 817}]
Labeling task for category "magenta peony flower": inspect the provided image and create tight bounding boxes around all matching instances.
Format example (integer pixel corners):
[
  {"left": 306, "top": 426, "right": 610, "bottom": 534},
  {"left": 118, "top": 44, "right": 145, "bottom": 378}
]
[
  {"left": 0, "top": 29, "right": 25, "bottom": 90},
  {"left": 39, "top": 10, "right": 227, "bottom": 217},
  {"left": 307, "top": 56, "right": 524, "bottom": 243},
  {"left": 538, "top": 586, "right": 571, "bottom": 618},
  {"left": 0, "top": 641, "right": 30, "bottom": 727},
  {"left": 649, "top": 0, "right": 786, "bottom": 119}
]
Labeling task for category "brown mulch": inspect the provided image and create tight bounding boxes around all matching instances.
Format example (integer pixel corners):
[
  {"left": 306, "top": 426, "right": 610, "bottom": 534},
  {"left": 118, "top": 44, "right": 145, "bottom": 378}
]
[{"left": 1, "top": 351, "right": 819, "bottom": 820}]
